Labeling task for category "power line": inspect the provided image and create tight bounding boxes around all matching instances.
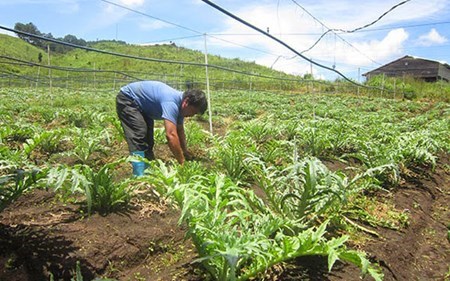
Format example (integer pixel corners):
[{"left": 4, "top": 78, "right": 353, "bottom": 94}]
[
  {"left": 335, "top": 0, "right": 412, "bottom": 33},
  {"left": 200, "top": 0, "right": 361, "bottom": 85},
  {"left": 99, "top": 0, "right": 386, "bottom": 77},
  {"left": 100, "top": 0, "right": 287, "bottom": 64},
  {"left": 99, "top": 0, "right": 297, "bottom": 67},
  {"left": 200, "top": 20, "right": 450, "bottom": 36},
  {"left": 343, "top": 20, "right": 450, "bottom": 34},
  {"left": 99, "top": 0, "right": 201, "bottom": 35},
  {"left": 289, "top": 0, "right": 395, "bottom": 65},
  {"left": 139, "top": 35, "right": 203, "bottom": 45},
  {"left": 292, "top": 0, "right": 411, "bottom": 61}
]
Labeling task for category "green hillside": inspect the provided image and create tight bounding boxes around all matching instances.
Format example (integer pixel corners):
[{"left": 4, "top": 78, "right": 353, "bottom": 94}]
[
  {"left": 2, "top": 33, "right": 448, "bottom": 101},
  {"left": 55, "top": 41, "right": 280, "bottom": 76},
  {"left": 0, "top": 33, "right": 302, "bottom": 90},
  {"left": 0, "top": 34, "right": 44, "bottom": 73}
]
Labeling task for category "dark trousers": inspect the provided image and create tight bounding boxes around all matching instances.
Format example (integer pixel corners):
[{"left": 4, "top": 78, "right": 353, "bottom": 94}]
[{"left": 116, "top": 92, "right": 155, "bottom": 160}]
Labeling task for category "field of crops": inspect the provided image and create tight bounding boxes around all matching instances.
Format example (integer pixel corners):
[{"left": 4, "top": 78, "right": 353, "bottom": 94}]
[{"left": 1, "top": 87, "right": 449, "bottom": 281}]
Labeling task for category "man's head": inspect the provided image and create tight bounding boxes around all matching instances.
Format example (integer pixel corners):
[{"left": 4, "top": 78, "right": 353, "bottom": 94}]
[{"left": 181, "top": 89, "right": 208, "bottom": 117}]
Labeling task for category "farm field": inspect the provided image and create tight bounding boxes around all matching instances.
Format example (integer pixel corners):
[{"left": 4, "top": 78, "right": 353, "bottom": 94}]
[{"left": 0, "top": 88, "right": 449, "bottom": 281}]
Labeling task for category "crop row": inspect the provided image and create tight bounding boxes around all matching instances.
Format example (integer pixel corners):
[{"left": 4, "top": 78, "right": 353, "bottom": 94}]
[{"left": 1, "top": 88, "right": 449, "bottom": 280}]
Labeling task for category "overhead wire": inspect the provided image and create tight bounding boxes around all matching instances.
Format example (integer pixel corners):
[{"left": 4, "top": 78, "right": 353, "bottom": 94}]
[
  {"left": 203, "top": 20, "right": 450, "bottom": 36},
  {"left": 200, "top": 0, "right": 361, "bottom": 85},
  {"left": 140, "top": 34, "right": 204, "bottom": 45},
  {"left": 346, "top": 20, "right": 450, "bottom": 33},
  {"left": 2, "top": 0, "right": 422, "bottom": 92},
  {"left": 293, "top": 0, "right": 411, "bottom": 61},
  {"left": 99, "top": 0, "right": 403, "bottom": 76},
  {"left": 334, "top": 0, "right": 412, "bottom": 33},
  {"left": 200, "top": 0, "right": 421, "bottom": 83},
  {"left": 99, "top": 0, "right": 201, "bottom": 34},
  {"left": 100, "top": 0, "right": 295, "bottom": 65},
  {"left": 289, "top": 0, "right": 390, "bottom": 65}
]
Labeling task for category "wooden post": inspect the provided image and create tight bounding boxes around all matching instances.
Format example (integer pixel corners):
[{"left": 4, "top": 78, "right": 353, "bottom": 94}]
[
  {"left": 47, "top": 45, "right": 52, "bottom": 94},
  {"left": 93, "top": 62, "right": 96, "bottom": 91},
  {"left": 66, "top": 71, "right": 69, "bottom": 93},
  {"left": 393, "top": 78, "right": 396, "bottom": 100},
  {"left": 204, "top": 34, "right": 213, "bottom": 134},
  {"left": 402, "top": 74, "right": 405, "bottom": 99},
  {"left": 357, "top": 68, "right": 360, "bottom": 97},
  {"left": 35, "top": 66, "right": 40, "bottom": 94},
  {"left": 113, "top": 72, "right": 117, "bottom": 91}
]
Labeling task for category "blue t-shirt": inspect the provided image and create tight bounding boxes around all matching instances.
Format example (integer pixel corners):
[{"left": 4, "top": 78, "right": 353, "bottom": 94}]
[{"left": 120, "top": 81, "right": 184, "bottom": 125}]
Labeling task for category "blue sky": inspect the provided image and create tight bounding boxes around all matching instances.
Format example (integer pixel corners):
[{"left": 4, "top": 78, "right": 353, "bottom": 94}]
[{"left": 1, "top": 0, "right": 449, "bottom": 81}]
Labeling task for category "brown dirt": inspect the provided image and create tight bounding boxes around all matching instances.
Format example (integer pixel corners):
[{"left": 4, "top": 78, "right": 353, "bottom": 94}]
[{"left": 1, "top": 154, "right": 449, "bottom": 281}]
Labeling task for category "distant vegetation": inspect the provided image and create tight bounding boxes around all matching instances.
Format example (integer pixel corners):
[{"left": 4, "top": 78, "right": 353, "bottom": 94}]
[
  {"left": 2, "top": 22, "right": 449, "bottom": 101},
  {"left": 1, "top": 23, "right": 307, "bottom": 93},
  {"left": 9, "top": 21, "right": 294, "bottom": 78},
  {"left": 13, "top": 22, "right": 127, "bottom": 54},
  {"left": 14, "top": 22, "right": 88, "bottom": 54}
]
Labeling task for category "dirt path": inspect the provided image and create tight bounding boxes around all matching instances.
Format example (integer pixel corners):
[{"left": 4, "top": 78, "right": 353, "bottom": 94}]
[{"left": 364, "top": 155, "right": 450, "bottom": 281}]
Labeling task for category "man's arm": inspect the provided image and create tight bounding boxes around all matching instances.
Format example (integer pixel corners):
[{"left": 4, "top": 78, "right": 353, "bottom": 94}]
[
  {"left": 177, "top": 124, "right": 188, "bottom": 154},
  {"left": 164, "top": 119, "right": 185, "bottom": 164},
  {"left": 177, "top": 124, "right": 194, "bottom": 160}
]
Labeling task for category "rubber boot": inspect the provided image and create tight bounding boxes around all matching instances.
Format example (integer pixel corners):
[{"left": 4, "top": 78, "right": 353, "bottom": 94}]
[{"left": 131, "top": 151, "right": 146, "bottom": 177}]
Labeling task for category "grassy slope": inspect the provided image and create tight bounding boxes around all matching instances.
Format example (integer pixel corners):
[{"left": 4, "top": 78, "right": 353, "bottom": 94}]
[
  {"left": 0, "top": 34, "right": 44, "bottom": 73},
  {"left": 2, "top": 34, "right": 449, "bottom": 101},
  {"left": 0, "top": 34, "right": 299, "bottom": 83}
]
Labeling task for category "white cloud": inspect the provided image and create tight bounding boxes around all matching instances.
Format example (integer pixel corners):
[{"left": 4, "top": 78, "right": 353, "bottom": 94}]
[
  {"left": 204, "top": 2, "right": 416, "bottom": 77},
  {"left": 256, "top": 29, "right": 410, "bottom": 77},
  {"left": 416, "top": 28, "right": 448, "bottom": 46},
  {"left": 93, "top": 0, "right": 146, "bottom": 33},
  {"left": 83, "top": 0, "right": 448, "bottom": 79},
  {"left": 281, "top": 0, "right": 449, "bottom": 29},
  {"left": 138, "top": 20, "right": 171, "bottom": 31},
  {"left": 57, "top": 0, "right": 80, "bottom": 14},
  {"left": 99, "top": 0, "right": 146, "bottom": 22},
  {"left": 345, "top": 29, "right": 409, "bottom": 64},
  {"left": 118, "top": 0, "right": 145, "bottom": 7}
]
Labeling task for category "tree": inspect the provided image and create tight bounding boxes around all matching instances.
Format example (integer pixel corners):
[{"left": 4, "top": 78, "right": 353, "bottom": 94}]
[
  {"left": 14, "top": 22, "right": 43, "bottom": 48},
  {"left": 57, "top": 34, "right": 88, "bottom": 53},
  {"left": 303, "top": 73, "right": 314, "bottom": 80},
  {"left": 63, "top": 34, "right": 87, "bottom": 46},
  {"left": 14, "top": 22, "right": 89, "bottom": 53}
]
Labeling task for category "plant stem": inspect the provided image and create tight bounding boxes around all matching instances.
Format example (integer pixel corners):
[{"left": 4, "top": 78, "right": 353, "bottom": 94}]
[{"left": 342, "top": 215, "right": 380, "bottom": 237}]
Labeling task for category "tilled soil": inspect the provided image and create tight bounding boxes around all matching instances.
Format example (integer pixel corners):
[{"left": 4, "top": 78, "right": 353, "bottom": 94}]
[{"left": 1, "top": 154, "right": 448, "bottom": 281}]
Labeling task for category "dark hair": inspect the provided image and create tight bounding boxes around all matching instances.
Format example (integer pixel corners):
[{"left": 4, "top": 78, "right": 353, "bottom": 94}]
[{"left": 183, "top": 89, "right": 208, "bottom": 114}]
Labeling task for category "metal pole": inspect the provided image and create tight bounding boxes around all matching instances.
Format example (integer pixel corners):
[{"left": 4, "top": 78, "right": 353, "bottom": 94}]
[{"left": 204, "top": 34, "right": 213, "bottom": 134}]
